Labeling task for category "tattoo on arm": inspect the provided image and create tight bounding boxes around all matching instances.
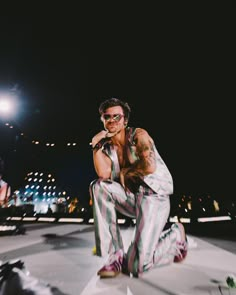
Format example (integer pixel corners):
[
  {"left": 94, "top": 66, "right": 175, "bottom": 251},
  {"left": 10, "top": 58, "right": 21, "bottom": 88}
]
[{"left": 136, "top": 139, "right": 156, "bottom": 172}]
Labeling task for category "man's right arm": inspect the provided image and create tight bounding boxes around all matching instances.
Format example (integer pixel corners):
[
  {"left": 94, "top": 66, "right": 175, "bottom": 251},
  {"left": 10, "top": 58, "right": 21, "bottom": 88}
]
[{"left": 91, "top": 131, "right": 112, "bottom": 179}]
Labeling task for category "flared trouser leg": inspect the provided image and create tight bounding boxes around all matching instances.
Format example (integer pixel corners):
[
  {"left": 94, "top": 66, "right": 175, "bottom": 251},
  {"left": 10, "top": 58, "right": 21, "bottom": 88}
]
[
  {"left": 126, "top": 189, "right": 172, "bottom": 276},
  {"left": 89, "top": 178, "right": 136, "bottom": 257},
  {"left": 90, "top": 179, "right": 180, "bottom": 277},
  {"left": 152, "top": 225, "right": 179, "bottom": 267}
]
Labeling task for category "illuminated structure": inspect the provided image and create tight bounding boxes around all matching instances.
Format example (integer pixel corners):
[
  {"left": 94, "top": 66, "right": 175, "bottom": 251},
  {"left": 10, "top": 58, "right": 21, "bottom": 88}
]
[{"left": 14, "top": 171, "right": 68, "bottom": 214}]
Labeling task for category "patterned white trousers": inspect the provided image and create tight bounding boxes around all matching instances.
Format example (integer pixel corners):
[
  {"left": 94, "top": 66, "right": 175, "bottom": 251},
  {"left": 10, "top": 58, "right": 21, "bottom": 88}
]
[{"left": 89, "top": 178, "right": 178, "bottom": 276}]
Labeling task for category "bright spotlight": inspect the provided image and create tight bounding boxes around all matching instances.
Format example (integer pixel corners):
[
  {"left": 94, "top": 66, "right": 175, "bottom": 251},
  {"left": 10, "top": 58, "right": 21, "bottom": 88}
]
[
  {"left": 0, "top": 100, "right": 11, "bottom": 113},
  {"left": 0, "top": 93, "right": 16, "bottom": 118}
]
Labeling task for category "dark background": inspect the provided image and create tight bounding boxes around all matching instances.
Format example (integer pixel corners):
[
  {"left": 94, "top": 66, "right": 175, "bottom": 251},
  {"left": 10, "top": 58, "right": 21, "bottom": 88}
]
[{"left": 0, "top": 4, "right": 233, "bottom": 204}]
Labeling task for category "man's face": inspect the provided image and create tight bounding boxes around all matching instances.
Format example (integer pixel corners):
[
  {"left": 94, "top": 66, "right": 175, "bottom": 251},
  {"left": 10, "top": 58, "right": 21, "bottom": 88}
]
[{"left": 101, "top": 106, "right": 127, "bottom": 133}]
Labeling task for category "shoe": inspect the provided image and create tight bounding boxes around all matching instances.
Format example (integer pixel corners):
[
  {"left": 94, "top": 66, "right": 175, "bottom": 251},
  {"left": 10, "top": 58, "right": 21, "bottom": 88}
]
[
  {"left": 172, "top": 223, "right": 188, "bottom": 263},
  {"left": 97, "top": 249, "right": 123, "bottom": 278}
]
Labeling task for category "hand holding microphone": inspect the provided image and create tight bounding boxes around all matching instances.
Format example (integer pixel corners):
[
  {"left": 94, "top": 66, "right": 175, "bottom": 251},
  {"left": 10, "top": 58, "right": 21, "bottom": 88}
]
[{"left": 90, "top": 130, "right": 119, "bottom": 151}]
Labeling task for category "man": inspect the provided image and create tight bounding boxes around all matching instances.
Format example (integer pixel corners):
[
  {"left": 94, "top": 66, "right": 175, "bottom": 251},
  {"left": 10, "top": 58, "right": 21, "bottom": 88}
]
[{"left": 89, "top": 97, "right": 188, "bottom": 278}]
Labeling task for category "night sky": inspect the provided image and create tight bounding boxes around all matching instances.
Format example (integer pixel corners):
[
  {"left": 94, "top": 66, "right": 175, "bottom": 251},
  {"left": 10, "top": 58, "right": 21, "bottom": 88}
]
[{"left": 0, "top": 6, "right": 233, "bottom": 203}]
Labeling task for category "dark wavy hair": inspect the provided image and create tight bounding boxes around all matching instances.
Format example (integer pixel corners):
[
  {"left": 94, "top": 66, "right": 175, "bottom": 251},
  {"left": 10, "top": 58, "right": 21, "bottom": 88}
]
[{"left": 99, "top": 97, "right": 131, "bottom": 121}]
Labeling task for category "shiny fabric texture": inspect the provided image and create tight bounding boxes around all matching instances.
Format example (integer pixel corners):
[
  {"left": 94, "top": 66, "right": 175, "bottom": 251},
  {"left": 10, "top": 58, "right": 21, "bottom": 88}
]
[
  {"left": 90, "top": 179, "right": 179, "bottom": 277},
  {"left": 101, "top": 127, "right": 174, "bottom": 196},
  {"left": 89, "top": 127, "right": 177, "bottom": 276}
]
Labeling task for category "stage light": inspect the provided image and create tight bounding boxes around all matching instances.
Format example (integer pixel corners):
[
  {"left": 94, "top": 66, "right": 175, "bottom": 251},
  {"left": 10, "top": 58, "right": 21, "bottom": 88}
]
[{"left": 0, "top": 92, "right": 17, "bottom": 118}]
